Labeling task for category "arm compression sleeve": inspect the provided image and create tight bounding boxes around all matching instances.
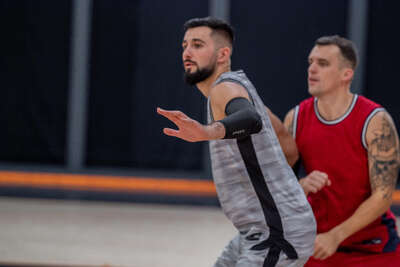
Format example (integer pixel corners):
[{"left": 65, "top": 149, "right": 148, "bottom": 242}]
[{"left": 218, "top": 97, "right": 262, "bottom": 139}]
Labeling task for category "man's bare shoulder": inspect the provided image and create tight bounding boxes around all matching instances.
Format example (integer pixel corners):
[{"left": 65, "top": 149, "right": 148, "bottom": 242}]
[
  {"left": 208, "top": 81, "right": 250, "bottom": 121},
  {"left": 365, "top": 110, "right": 399, "bottom": 147},
  {"left": 209, "top": 81, "right": 250, "bottom": 108},
  {"left": 210, "top": 81, "right": 248, "bottom": 99}
]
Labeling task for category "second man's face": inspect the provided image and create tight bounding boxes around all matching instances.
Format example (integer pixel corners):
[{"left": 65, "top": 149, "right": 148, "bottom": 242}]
[{"left": 307, "top": 45, "right": 345, "bottom": 97}]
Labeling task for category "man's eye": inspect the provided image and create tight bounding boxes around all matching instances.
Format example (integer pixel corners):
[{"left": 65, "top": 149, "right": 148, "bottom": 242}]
[{"left": 194, "top": 43, "right": 202, "bottom": 48}]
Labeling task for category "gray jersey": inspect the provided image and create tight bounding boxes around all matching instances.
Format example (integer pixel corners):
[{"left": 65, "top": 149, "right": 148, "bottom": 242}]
[{"left": 208, "top": 70, "right": 316, "bottom": 261}]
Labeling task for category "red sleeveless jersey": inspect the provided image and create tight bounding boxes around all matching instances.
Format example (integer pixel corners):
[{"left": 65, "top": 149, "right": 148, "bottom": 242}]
[{"left": 295, "top": 94, "right": 399, "bottom": 253}]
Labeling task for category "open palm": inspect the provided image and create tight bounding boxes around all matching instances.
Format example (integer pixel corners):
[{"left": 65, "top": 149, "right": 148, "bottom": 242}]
[{"left": 157, "top": 107, "right": 210, "bottom": 142}]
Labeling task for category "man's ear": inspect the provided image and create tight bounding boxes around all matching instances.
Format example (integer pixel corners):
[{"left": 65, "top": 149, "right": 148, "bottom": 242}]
[
  {"left": 217, "top": 47, "right": 231, "bottom": 63},
  {"left": 343, "top": 68, "right": 354, "bottom": 82}
]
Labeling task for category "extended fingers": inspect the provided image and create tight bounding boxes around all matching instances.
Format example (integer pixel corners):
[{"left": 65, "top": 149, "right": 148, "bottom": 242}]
[
  {"left": 163, "top": 127, "right": 180, "bottom": 137},
  {"left": 157, "top": 107, "right": 178, "bottom": 120},
  {"left": 157, "top": 107, "right": 188, "bottom": 123}
]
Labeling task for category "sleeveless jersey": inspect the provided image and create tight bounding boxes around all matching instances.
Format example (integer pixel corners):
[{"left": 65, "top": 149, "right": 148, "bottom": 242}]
[
  {"left": 207, "top": 70, "right": 316, "bottom": 258},
  {"left": 294, "top": 95, "right": 399, "bottom": 253}
]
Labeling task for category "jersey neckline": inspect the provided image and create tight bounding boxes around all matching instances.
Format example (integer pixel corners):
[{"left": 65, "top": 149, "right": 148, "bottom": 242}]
[{"left": 314, "top": 94, "right": 358, "bottom": 125}]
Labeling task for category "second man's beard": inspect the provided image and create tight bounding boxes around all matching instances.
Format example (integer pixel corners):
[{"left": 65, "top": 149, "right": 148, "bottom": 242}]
[{"left": 184, "top": 65, "right": 215, "bottom": 86}]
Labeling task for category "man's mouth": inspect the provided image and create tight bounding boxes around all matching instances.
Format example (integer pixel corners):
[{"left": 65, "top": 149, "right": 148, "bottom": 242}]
[{"left": 184, "top": 61, "right": 196, "bottom": 68}]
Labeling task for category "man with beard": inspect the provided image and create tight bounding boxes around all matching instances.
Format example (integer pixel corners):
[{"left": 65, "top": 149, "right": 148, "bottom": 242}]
[
  {"left": 284, "top": 35, "right": 400, "bottom": 266},
  {"left": 157, "top": 17, "right": 316, "bottom": 267}
]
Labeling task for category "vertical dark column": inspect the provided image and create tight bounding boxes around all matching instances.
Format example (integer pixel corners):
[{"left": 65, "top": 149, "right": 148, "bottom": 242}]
[
  {"left": 347, "top": 0, "right": 369, "bottom": 95},
  {"left": 66, "top": 0, "right": 92, "bottom": 170},
  {"left": 209, "top": 0, "right": 230, "bottom": 22}
]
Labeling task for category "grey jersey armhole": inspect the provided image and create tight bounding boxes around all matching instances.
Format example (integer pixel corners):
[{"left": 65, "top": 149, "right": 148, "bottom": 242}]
[
  {"left": 217, "top": 78, "right": 255, "bottom": 105},
  {"left": 292, "top": 105, "right": 300, "bottom": 139},
  {"left": 361, "top": 107, "right": 385, "bottom": 150}
]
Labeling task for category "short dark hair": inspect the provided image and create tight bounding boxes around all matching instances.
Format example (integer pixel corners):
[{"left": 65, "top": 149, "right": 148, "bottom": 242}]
[
  {"left": 183, "top": 17, "right": 234, "bottom": 47},
  {"left": 315, "top": 35, "right": 358, "bottom": 69}
]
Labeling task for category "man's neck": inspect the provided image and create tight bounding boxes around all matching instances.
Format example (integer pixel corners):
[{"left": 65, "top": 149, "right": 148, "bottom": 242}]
[
  {"left": 196, "top": 65, "right": 231, "bottom": 98},
  {"left": 316, "top": 89, "right": 354, "bottom": 121}
]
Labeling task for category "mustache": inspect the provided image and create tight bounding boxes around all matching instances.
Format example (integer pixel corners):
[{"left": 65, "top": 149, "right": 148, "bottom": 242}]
[{"left": 183, "top": 60, "right": 197, "bottom": 65}]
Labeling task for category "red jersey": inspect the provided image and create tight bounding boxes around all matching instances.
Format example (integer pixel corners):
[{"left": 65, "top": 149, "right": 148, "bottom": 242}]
[{"left": 295, "top": 94, "right": 399, "bottom": 253}]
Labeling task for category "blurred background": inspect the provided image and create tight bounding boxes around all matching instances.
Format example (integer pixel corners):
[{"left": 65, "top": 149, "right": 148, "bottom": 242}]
[{"left": 0, "top": 0, "right": 399, "bottom": 266}]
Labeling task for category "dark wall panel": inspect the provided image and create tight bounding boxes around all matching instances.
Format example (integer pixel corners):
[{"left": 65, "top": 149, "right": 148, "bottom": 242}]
[
  {"left": 231, "top": 1, "right": 348, "bottom": 119},
  {"left": 87, "top": 1, "right": 208, "bottom": 171},
  {"left": 86, "top": 0, "right": 139, "bottom": 167},
  {"left": 0, "top": 0, "right": 71, "bottom": 164},
  {"left": 131, "top": 0, "right": 208, "bottom": 171},
  {"left": 365, "top": 1, "right": 400, "bottom": 131}
]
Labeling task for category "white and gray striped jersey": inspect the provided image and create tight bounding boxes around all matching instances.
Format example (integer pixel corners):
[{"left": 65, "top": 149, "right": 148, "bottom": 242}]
[{"left": 207, "top": 70, "right": 316, "bottom": 260}]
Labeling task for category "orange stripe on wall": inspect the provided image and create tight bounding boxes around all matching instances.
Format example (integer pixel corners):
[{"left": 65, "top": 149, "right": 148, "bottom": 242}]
[
  {"left": 393, "top": 190, "right": 400, "bottom": 203},
  {"left": 0, "top": 171, "right": 217, "bottom": 197},
  {"left": 1, "top": 171, "right": 400, "bottom": 204}
]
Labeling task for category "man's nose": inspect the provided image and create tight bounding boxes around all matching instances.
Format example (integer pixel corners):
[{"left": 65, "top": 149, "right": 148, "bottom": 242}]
[
  {"left": 182, "top": 47, "right": 192, "bottom": 60},
  {"left": 308, "top": 63, "right": 317, "bottom": 74}
]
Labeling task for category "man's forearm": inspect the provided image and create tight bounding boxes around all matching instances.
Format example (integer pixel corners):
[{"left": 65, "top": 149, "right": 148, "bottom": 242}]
[
  {"left": 205, "top": 121, "right": 226, "bottom": 140},
  {"left": 329, "top": 191, "right": 392, "bottom": 244}
]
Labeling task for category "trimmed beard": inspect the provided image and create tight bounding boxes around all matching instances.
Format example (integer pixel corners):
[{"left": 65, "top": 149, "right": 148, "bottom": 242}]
[{"left": 184, "top": 64, "right": 215, "bottom": 86}]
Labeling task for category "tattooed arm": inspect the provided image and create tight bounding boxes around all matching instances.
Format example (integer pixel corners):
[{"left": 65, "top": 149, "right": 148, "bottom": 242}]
[
  {"left": 368, "top": 111, "right": 399, "bottom": 199},
  {"left": 312, "top": 110, "right": 400, "bottom": 260},
  {"left": 267, "top": 107, "right": 299, "bottom": 166}
]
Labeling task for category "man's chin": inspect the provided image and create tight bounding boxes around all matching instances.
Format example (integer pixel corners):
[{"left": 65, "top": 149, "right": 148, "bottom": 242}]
[
  {"left": 308, "top": 87, "right": 319, "bottom": 97},
  {"left": 185, "top": 69, "right": 192, "bottom": 74},
  {"left": 185, "top": 67, "right": 198, "bottom": 74},
  {"left": 183, "top": 65, "right": 215, "bottom": 86}
]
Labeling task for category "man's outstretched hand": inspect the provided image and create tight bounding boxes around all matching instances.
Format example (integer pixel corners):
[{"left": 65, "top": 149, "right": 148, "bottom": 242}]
[{"left": 157, "top": 107, "right": 225, "bottom": 142}]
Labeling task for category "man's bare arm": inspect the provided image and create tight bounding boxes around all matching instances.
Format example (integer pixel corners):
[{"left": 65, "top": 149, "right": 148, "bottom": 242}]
[
  {"left": 157, "top": 82, "right": 257, "bottom": 142},
  {"left": 157, "top": 108, "right": 225, "bottom": 142},
  {"left": 268, "top": 107, "right": 298, "bottom": 166},
  {"left": 368, "top": 111, "right": 399, "bottom": 199},
  {"left": 283, "top": 108, "right": 297, "bottom": 138},
  {"left": 332, "top": 111, "right": 399, "bottom": 239}
]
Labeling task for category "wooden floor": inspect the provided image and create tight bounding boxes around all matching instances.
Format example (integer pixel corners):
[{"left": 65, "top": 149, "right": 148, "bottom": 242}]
[
  {"left": 0, "top": 197, "right": 235, "bottom": 267},
  {"left": 0, "top": 197, "right": 399, "bottom": 267}
]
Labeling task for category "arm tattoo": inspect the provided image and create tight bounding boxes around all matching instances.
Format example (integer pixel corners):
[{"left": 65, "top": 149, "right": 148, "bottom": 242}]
[{"left": 368, "top": 114, "right": 400, "bottom": 199}]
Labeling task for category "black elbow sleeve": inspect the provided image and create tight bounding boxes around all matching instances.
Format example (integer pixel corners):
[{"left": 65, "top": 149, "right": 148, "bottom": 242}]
[{"left": 218, "top": 97, "right": 262, "bottom": 139}]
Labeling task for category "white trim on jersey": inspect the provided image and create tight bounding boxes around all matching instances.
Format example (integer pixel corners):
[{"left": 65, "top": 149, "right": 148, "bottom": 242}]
[
  {"left": 361, "top": 107, "right": 386, "bottom": 150},
  {"left": 314, "top": 94, "right": 358, "bottom": 125}
]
